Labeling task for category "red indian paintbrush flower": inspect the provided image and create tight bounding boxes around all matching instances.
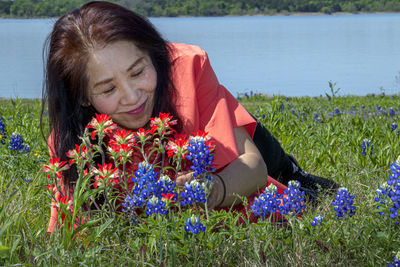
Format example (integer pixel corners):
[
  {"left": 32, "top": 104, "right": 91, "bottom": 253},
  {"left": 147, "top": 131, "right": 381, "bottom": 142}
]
[
  {"left": 66, "top": 144, "right": 89, "bottom": 165},
  {"left": 92, "top": 163, "right": 120, "bottom": 189},
  {"left": 42, "top": 158, "right": 69, "bottom": 179},
  {"left": 150, "top": 112, "right": 177, "bottom": 135},
  {"left": 166, "top": 134, "right": 189, "bottom": 158},
  {"left": 86, "top": 114, "right": 117, "bottom": 140}
]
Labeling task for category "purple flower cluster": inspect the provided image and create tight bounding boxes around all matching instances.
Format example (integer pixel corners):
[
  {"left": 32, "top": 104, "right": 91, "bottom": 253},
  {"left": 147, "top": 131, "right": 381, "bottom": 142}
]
[
  {"left": 375, "top": 158, "right": 400, "bottom": 224},
  {"left": 0, "top": 116, "right": 6, "bottom": 145},
  {"left": 122, "top": 161, "right": 173, "bottom": 216},
  {"left": 145, "top": 195, "right": 167, "bottom": 215},
  {"left": 180, "top": 180, "right": 206, "bottom": 206},
  {"left": 8, "top": 132, "right": 29, "bottom": 153},
  {"left": 251, "top": 184, "right": 281, "bottom": 219},
  {"left": 184, "top": 215, "right": 206, "bottom": 234},
  {"left": 186, "top": 136, "right": 216, "bottom": 179},
  {"left": 361, "top": 139, "right": 373, "bottom": 157},
  {"left": 332, "top": 187, "right": 356, "bottom": 219},
  {"left": 281, "top": 180, "right": 306, "bottom": 216},
  {"left": 311, "top": 215, "right": 324, "bottom": 226},
  {"left": 388, "top": 252, "right": 400, "bottom": 267}
]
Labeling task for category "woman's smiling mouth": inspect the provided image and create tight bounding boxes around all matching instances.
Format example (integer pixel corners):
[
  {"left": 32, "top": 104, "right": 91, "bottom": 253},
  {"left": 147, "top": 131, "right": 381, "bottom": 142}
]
[{"left": 126, "top": 101, "right": 146, "bottom": 115}]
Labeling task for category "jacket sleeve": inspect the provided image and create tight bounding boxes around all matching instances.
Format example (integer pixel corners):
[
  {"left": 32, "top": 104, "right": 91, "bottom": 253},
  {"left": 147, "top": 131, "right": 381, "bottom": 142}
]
[{"left": 171, "top": 43, "right": 257, "bottom": 170}]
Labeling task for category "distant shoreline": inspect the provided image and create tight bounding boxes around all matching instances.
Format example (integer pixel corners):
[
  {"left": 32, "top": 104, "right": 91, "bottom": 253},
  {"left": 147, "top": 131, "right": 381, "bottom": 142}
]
[{"left": 1, "top": 11, "right": 399, "bottom": 19}]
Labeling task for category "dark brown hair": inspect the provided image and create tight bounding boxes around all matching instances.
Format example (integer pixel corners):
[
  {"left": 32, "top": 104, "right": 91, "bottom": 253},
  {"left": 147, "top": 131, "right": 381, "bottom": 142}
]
[{"left": 41, "top": 1, "right": 181, "bottom": 184}]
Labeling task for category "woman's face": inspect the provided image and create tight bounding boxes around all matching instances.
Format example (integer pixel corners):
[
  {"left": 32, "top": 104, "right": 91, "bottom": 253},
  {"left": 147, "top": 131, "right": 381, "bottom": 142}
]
[{"left": 87, "top": 40, "right": 157, "bottom": 131}]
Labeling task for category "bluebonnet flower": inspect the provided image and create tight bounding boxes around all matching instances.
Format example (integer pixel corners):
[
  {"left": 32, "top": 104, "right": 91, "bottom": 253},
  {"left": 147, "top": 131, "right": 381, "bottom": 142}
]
[
  {"left": 389, "top": 108, "right": 396, "bottom": 117},
  {"left": 291, "top": 109, "right": 295, "bottom": 115},
  {"left": 374, "top": 157, "right": 400, "bottom": 224},
  {"left": 157, "top": 174, "right": 176, "bottom": 198},
  {"left": 382, "top": 92, "right": 385, "bottom": 97},
  {"left": 371, "top": 93, "right": 375, "bottom": 97},
  {"left": 392, "top": 123, "right": 398, "bottom": 131},
  {"left": 0, "top": 116, "right": 6, "bottom": 145},
  {"left": 361, "top": 105, "right": 365, "bottom": 109},
  {"left": 313, "top": 112, "right": 321, "bottom": 122},
  {"left": 279, "top": 103, "right": 284, "bottom": 114},
  {"left": 281, "top": 180, "right": 305, "bottom": 216},
  {"left": 184, "top": 215, "right": 206, "bottom": 234},
  {"left": 377, "top": 105, "right": 382, "bottom": 111},
  {"left": 244, "top": 93, "right": 249, "bottom": 99},
  {"left": 8, "top": 133, "right": 29, "bottom": 153},
  {"left": 123, "top": 161, "right": 159, "bottom": 210},
  {"left": 186, "top": 136, "right": 216, "bottom": 179},
  {"left": 180, "top": 180, "right": 206, "bottom": 206},
  {"left": 361, "top": 139, "right": 373, "bottom": 157},
  {"left": 145, "top": 195, "right": 167, "bottom": 215},
  {"left": 333, "top": 108, "right": 340, "bottom": 116},
  {"left": 23, "top": 177, "right": 33, "bottom": 183},
  {"left": 251, "top": 184, "right": 281, "bottom": 219},
  {"left": 311, "top": 215, "right": 324, "bottom": 226},
  {"left": 262, "top": 114, "right": 266, "bottom": 119},
  {"left": 332, "top": 187, "right": 356, "bottom": 219},
  {"left": 388, "top": 252, "right": 400, "bottom": 267}
]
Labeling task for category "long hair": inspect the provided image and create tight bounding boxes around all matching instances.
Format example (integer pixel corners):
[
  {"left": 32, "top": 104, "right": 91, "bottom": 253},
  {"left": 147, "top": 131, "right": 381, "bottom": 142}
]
[{"left": 41, "top": 1, "right": 181, "bottom": 185}]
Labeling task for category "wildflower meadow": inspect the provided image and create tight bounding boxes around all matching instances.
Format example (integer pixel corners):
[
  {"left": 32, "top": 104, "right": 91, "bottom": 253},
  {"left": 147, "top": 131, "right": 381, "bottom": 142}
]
[{"left": 1, "top": 91, "right": 400, "bottom": 266}]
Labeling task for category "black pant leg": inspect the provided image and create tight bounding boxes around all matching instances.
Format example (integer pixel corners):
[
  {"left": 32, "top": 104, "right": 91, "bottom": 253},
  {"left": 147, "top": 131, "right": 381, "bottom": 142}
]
[{"left": 251, "top": 115, "right": 293, "bottom": 183}]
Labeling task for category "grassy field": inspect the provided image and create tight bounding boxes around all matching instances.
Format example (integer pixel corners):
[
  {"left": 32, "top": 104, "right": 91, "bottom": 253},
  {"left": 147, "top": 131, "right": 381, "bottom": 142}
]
[{"left": 0, "top": 94, "right": 399, "bottom": 266}]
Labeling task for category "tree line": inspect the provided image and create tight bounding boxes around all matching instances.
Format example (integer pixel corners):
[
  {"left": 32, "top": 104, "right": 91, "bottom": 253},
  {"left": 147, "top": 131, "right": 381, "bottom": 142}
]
[{"left": 1, "top": 0, "right": 400, "bottom": 18}]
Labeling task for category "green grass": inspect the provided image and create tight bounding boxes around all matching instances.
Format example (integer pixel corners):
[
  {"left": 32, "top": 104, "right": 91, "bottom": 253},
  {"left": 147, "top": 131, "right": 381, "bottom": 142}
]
[{"left": 0, "top": 94, "right": 399, "bottom": 266}]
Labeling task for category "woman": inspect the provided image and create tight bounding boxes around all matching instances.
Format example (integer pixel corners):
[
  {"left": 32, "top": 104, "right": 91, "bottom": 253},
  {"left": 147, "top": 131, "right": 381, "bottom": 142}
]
[{"left": 43, "top": 1, "right": 337, "bottom": 232}]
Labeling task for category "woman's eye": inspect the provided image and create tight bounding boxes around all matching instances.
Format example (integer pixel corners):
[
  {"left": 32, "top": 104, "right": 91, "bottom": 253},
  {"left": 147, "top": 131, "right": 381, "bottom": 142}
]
[
  {"left": 131, "top": 69, "right": 144, "bottom": 77},
  {"left": 103, "top": 87, "right": 115, "bottom": 94}
]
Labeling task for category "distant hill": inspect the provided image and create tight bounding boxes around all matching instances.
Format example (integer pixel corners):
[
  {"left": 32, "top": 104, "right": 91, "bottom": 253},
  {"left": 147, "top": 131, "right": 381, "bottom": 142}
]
[{"left": 1, "top": 0, "right": 400, "bottom": 18}]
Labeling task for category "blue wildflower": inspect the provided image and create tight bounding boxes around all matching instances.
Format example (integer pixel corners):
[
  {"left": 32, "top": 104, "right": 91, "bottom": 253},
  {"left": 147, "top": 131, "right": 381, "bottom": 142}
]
[
  {"left": 157, "top": 174, "right": 176, "bottom": 198},
  {"left": 374, "top": 157, "right": 400, "bottom": 224},
  {"left": 361, "top": 139, "right": 373, "bottom": 157},
  {"left": 244, "top": 93, "right": 249, "bottom": 99},
  {"left": 279, "top": 103, "right": 284, "bottom": 114},
  {"left": 184, "top": 215, "right": 206, "bottom": 234},
  {"left": 388, "top": 252, "right": 400, "bottom": 267},
  {"left": 361, "top": 105, "right": 365, "bottom": 109},
  {"left": 281, "top": 180, "right": 306, "bottom": 216},
  {"left": 389, "top": 108, "right": 396, "bottom": 117},
  {"left": 123, "top": 161, "right": 160, "bottom": 210},
  {"left": 8, "top": 133, "right": 29, "bottom": 153},
  {"left": 285, "top": 97, "right": 289, "bottom": 102},
  {"left": 186, "top": 136, "right": 216, "bottom": 179},
  {"left": 180, "top": 180, "right": 206, "bottom": 206},
  {"left": 262, "top": 114, "right": 266, "bottom": 119},
  {"left": 392, "top": 123, "right": 398, "bottom": 131},
  {"left": 145, "top": 195, "right": 167, "bottom": 215},
  {"left": 377, "top": 105, "right": 382, "bottom": 111},
  {"left": 251, "top": 184, "right": 281, "bottom": 219},
  {"left": 0, "top": 116, "right": 6, "bottom": 145},
  {"left": 23, "top": 177, "right": 33, "bottom": 183},
  {"left": 334, "top": 108, "right": 340, "bottom": 116},
  {"left": 311, "top": 215, "right": 324, "bottom": 226},
  {"left": 332, "top": 187, "right": 356, "bottom": 219}
]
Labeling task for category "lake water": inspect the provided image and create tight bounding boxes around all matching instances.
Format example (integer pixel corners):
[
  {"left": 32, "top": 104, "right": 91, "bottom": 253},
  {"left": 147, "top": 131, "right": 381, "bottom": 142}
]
[{"left": 1, "top": 14, "right": 400, "bottom": 98}]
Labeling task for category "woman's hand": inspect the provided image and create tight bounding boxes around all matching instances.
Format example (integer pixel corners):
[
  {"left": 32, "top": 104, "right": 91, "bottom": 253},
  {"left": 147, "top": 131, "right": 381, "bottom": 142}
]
[{"left": 175, "top": 171, "right": 194, "bottom": 186}]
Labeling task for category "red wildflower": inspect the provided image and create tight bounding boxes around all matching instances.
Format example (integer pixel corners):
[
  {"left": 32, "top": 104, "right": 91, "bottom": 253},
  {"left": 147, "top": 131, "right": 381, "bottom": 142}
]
[
  {"left": 66, "top": 144, "right": 89, "bottom": 165},
  {"left": 161, "top": 193, "right": 176, "bottom": 202},
  {"left": 166, "top": 134, "right": 189, "bottom": 158},
  {"left": 42, "top": 158, "right": 69, "bottom": 179},
  {"left": 150, "top": 112, "right": 177, "bottom": 135},
  {"left": 92, "top": 163, "right": 119, "bottom": 189},
  {"left": 86, "top": 114, "right": 117, "bottom": 139}
]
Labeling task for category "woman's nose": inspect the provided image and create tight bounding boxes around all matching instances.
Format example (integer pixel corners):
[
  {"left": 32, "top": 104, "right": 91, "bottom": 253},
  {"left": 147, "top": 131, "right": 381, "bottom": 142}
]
[{"left": 119, "top": 83, "right": 140, "bottom": 106}]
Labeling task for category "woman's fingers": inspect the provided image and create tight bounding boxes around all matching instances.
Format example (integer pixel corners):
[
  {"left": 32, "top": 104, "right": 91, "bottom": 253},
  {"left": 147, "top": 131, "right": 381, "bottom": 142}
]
[{"left": 175, "top": 171, "right": 194, "bottom": 186}]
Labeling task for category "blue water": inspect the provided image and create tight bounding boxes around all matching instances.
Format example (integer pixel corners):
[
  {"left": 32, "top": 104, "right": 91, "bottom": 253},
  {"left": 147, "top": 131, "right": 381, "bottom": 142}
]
[{"left": 1, "top": 14, "right": 400, "bottom": 98}]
